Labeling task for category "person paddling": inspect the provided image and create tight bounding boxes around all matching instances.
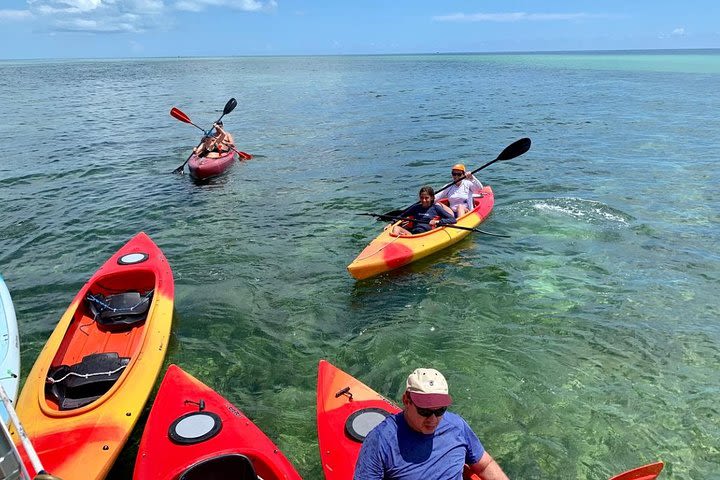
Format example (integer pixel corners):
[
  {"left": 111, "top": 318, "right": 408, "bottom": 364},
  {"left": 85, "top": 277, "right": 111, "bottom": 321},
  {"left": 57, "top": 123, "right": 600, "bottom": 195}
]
[
  {"left": 354, "top": 368, "right": 509, "bottom": 480},
  {"left": 391, "top": 186, "right": 456, "bottom": 236},
  {"left": 193, "top": 121, "right": 235, "bottom": 158},
  {"left": 434, "top": 163, "right": 484, "bottom": 218}
]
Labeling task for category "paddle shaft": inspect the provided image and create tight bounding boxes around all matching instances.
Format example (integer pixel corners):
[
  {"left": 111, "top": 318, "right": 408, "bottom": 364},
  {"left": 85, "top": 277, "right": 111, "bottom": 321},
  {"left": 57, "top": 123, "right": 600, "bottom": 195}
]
[
  {"left": 0, "top": 385, "right": 46, "bottom": 476},
  {"left": 387, "top": 137, "right": 531, "bottom": 217},
  {"left": 361, "top": 213, "right": 510, "bottom": 237}
]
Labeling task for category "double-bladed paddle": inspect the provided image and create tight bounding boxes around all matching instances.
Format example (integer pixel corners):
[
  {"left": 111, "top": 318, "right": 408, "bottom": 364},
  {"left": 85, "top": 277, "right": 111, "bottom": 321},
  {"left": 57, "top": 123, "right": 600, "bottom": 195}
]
[
  {"left": 609, "top": 461, "right": 664, "bottom": 480},
  {"left": 358, "top": 213, "right": 510, "bottom": 238},
  {"left": 171, "top": 98, "right": 245, "bottom": 174},
  {"left": 170, "top": 106, "right": 252, "bottom": 160},
  {"left": 379, "top": 137, "right": 531, "bottom": 219}
]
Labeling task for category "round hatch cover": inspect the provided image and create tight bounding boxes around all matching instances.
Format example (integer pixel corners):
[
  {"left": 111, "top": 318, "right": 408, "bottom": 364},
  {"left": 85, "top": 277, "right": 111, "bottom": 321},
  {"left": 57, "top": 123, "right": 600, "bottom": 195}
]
[
  {"left": 345, "top": 408, "right": 390, "bottom": 443},
  {"left": 169, "top": 411, "right": 222, "bottom": 444},
  {"left": 118, "top": 253, "right": 149, "bottom": 265}
]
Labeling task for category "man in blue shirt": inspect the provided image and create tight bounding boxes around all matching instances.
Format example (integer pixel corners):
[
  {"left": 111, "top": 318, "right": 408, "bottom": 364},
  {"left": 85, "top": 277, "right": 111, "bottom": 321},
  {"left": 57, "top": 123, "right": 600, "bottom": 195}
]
[{"left": 354, "top": 368, "right": 509, "bottom": 480}]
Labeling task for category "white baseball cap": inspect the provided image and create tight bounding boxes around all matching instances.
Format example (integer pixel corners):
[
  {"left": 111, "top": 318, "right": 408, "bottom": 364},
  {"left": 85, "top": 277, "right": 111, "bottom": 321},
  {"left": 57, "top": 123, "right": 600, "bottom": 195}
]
[{"left": 406, "top": 368, "right": 453, "bottom": 408}]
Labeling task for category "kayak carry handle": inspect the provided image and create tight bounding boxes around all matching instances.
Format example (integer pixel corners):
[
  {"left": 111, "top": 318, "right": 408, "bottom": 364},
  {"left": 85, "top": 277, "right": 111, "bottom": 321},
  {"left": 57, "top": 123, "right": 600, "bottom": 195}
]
[
  {"left": 184, "top": 399, "right": 206, "bottom": 411},
  {"left": 335, "top": 386, "right": 353, "bottom": 401}
]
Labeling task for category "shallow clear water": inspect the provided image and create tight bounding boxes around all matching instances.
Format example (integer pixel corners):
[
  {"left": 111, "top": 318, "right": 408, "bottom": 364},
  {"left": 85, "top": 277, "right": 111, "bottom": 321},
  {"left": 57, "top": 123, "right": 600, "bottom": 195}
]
[{"left": 0, "top": 52, "right": 718, "bottom": 479}]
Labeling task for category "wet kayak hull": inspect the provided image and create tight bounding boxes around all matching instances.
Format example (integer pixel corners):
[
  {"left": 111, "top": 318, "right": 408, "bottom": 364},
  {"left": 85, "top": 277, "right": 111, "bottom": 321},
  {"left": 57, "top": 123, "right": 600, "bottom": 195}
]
[{"left": 188, "top": 151, "right": 236, "bottom": 180}]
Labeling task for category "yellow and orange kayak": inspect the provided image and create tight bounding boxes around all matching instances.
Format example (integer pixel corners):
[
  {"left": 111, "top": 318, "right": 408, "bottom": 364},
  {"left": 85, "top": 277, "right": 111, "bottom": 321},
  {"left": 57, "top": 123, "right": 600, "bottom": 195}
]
[
  {"left": 347, "top": 186, "right": 495, "bottom": 280},
  {"left": 13, "top": 232, "right": 174, "bottom": 480}
]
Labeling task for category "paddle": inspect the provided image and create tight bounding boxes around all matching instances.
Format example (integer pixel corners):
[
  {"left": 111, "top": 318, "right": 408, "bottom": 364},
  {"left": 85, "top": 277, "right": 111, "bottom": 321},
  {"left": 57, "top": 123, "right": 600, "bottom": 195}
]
[
  {"left": 170, "top": 106, "right": 252, "bottom": 160},
  {"left": 0, "top": 385, "right": 59, "bottom": 479},
  {"left": 171, "top": 98, "right": 239, "bottom": 174},
  {"left": 380, "top": 137, "right": 531, "bottom": 219},
  {"left": 609, "top": 461, "right": 664, "bottom": 480},
  {"left": 358, "top": 213, "right": 510, "bottom": 238}
]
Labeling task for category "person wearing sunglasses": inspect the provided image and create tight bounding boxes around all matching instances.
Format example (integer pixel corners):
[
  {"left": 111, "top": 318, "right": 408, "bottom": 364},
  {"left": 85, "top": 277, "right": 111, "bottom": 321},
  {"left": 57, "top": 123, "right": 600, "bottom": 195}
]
[
  {"left": 354, "top": 368, "right": 509, "bottom": 480},
  {"left": 434, "top": 163, "right": 484, "bottom": 218}
]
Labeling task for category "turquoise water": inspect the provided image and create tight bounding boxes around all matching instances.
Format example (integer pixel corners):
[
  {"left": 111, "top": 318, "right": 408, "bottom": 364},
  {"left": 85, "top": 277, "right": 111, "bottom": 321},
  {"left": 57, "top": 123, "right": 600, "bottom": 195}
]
[{"left": 0, "top": 51, "right": 719, "bottom": 479}]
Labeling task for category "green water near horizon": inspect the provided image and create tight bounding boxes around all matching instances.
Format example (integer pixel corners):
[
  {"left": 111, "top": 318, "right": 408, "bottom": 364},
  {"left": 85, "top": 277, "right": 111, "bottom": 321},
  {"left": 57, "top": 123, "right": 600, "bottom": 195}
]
[{"left": 0, "top": 51, "right": 718, "bottom": 479}]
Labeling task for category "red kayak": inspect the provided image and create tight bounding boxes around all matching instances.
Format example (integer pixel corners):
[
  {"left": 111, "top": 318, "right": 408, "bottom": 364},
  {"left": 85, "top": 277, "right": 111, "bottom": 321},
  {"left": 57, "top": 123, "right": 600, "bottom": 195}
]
[
  {"left": 187, "top": 151, "right": 236, "bottom": 180},
  {"left": 133, "top": 364, "right": 302, "bottom": 480},
  {"left": 316, "top": 360, "right": 402, "bottom": 480}
]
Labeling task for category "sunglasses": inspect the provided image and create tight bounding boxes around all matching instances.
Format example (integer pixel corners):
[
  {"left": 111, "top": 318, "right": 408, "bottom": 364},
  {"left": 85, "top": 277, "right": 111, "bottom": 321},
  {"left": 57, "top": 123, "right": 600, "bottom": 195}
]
[
  {"left": 451, "top": 171, "right": 464, "bottom": 177},
  {"left": 413, "top": 403, "right": 448, "bottom": 418}
]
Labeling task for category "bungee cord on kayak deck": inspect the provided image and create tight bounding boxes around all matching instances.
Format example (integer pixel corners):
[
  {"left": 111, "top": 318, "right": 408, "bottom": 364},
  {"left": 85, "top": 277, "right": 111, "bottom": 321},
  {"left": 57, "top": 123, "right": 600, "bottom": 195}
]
[{"left": 45, "top": 365, "right": 127, "bottom": 385}]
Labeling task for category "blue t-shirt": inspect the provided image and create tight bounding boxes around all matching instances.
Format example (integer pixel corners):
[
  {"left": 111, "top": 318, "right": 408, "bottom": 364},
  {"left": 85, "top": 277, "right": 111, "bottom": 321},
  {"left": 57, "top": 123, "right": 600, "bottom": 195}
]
[{"left": 354, "top": 412, "right": 485, "bottom": 480}]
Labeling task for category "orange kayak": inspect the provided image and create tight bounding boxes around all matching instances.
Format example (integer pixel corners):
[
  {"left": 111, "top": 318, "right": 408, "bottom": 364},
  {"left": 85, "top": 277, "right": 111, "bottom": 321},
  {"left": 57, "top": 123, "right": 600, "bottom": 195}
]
[
  {"left": 13, "top": 232, "right": 174, "bottom": 480},
  {"left": 347, "top": 186, "right": 495, "bottom": 280}
]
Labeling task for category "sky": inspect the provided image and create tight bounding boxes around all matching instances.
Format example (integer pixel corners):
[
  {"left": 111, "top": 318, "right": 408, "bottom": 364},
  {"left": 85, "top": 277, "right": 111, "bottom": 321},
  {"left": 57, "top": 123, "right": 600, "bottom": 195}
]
[{"left": 1, "top": 0, "right": 719, "bottom": 59}]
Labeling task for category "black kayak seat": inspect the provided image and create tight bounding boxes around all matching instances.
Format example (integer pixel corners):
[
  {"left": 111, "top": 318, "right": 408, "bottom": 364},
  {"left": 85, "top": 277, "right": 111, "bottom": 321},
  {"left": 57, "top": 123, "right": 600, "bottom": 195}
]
[
  {"left": 86, "top": 290, "right": 153, "bottom": 331},
  {"left": 46, "top": 352, "right": 130, "bottom": 410},
  {"left": 179, "top": 454, "right": 259, "bottom": 480}
]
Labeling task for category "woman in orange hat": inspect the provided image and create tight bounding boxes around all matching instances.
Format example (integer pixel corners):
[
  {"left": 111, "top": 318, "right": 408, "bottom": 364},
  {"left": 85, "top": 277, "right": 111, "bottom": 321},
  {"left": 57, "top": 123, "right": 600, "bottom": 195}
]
[{"left": 434, "top": 163, "right": 484, "bottom": 218}]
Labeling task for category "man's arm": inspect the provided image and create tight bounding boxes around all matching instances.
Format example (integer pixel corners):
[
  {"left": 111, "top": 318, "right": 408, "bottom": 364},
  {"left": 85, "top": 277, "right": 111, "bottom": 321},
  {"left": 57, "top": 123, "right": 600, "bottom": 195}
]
[
  {"left": 467, "top": 451, "right": 509, "bottom": 480},
  {"left": 353, "top": 430, "right": 386, "bottom": 480}
]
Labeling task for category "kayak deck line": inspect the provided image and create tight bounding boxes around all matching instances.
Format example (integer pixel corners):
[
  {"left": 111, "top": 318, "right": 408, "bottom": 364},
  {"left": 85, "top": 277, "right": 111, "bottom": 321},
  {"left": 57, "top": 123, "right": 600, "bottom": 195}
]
[{"left": 352, "top": 230, "right": 402, "bottom": 262}]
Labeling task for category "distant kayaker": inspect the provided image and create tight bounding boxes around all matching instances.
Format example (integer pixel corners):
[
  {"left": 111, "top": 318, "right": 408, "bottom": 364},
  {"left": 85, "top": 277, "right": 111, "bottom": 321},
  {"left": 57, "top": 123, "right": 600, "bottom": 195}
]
[
  {"left": 391, "top": 186, "right": 456, "bottom": 235},
  {"left": 212, "top": 121, "right": 235, "bottom": 153},
  {"left": 193, "top": 121, "right": 235, "bottom": 158},
  {"left": 434, "top": 163, "right": 484, "bottom": 218},
  {"left": 354, "top": 368, "right": 509, "bottom": 480}
]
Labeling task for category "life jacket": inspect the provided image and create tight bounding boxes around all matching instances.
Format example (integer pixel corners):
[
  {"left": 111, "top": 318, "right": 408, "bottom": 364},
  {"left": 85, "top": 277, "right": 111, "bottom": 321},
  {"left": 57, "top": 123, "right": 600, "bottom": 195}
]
[{"left": 400, "top": 215, "right": 415, "bottom": 230}]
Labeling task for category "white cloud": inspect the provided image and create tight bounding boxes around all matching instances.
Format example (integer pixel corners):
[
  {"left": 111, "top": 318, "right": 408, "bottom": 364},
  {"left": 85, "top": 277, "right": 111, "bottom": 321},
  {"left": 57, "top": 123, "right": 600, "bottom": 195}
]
[
  {"left": 19, "top": 0, "right": 273, "bottom": 34},
  {"left": 433, "top": 12, "right": 600, "bottom": 22},
  {"left": 29, "top": 0, "right": 104, "bottom": 14},
  {"left": 0, "top": 9, "right": 33, "bottom": 21},
  {"left": 672, "top": 27, "right": 685, "bottom": 36},
  {"left": 174, "top": 0, "right": 276, "bottom": 13},
  {"left": 54, "top": 12, "right": 145, "bottom": 32}
]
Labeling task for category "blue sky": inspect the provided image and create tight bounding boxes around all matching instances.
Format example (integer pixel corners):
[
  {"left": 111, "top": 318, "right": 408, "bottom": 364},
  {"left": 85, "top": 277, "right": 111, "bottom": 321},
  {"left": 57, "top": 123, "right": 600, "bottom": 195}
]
[{"left": 1, "top": 1, "right": 719, "bottom": 59}]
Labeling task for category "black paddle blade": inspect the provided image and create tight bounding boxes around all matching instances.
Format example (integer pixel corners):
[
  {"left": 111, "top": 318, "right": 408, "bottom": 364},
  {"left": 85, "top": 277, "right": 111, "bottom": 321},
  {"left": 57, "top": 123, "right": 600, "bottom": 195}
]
[
  {"left": 497, "top": 137, "right": 531, "bottom": 161},
  {"left": 377, "top": 209, "right": 404, "bottom": 220},
  {"left": 223, "top": 98, "right": 237, "bottom": 115}
]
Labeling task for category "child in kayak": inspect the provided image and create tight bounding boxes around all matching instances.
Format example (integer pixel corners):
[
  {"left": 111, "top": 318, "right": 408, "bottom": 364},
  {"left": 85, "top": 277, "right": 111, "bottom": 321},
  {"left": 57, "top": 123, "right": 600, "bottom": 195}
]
[
  {"left": 391, "top": 186, "right": 456, "bottom": 236},
  {"left": 434, "top": 163, "right": 484, "bottom": 218}
]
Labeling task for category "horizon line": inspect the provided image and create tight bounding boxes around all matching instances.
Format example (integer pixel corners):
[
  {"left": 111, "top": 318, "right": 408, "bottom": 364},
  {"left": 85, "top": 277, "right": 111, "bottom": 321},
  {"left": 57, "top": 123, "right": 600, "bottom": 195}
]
[{"left": 2, "top": 47, "right": 719, "bottom": 63}]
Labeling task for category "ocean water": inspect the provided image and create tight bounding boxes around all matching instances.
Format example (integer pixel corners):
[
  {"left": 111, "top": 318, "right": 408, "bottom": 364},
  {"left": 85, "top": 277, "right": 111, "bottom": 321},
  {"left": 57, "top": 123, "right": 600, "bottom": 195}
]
[{"left": 0, "top": 51, "right": 718, "bottom": 479}]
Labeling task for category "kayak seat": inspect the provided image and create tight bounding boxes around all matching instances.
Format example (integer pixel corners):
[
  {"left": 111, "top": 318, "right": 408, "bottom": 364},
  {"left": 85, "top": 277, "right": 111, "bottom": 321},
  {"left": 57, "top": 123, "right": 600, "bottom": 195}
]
[
  {"left": 45, "top": 352, "right": 130, "bottom": 410},
  {"left": 179, "top": 454, "right": 259, "bottom": 480},
  {"left": 86, "top": 290, "right": 153, "bottom": 331}
]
